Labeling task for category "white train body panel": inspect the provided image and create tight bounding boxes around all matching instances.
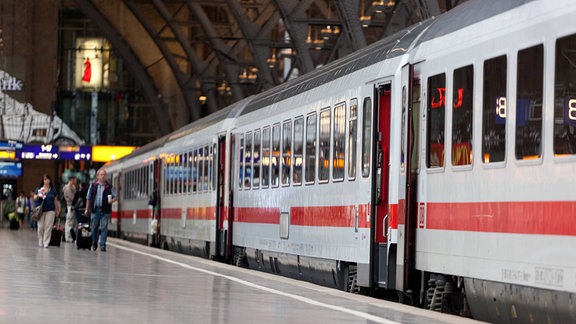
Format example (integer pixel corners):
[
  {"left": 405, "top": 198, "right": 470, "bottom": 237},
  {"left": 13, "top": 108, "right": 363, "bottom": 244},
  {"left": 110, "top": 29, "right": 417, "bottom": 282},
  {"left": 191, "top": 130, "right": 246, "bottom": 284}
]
[{"left": 413, "top": 0, "right": 576, "bottom": 294}]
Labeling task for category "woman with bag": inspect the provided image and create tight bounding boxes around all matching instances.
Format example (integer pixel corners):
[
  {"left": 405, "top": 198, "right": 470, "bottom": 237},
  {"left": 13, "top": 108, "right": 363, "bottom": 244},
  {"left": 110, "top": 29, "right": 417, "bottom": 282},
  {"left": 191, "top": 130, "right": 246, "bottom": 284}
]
[{"left": 34, "top": 174, "right": 60, "bottom": 248}]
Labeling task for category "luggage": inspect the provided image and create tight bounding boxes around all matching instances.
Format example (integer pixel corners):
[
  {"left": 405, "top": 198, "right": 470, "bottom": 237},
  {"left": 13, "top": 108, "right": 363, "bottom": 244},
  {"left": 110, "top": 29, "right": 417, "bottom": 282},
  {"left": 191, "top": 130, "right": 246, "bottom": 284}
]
[
  {"left": 76, "top": 223, "right": 92, "bottom": 250},
  {"left": 49, "top": 224, "right": 63, "bottom": 247},
  {"left": 9, "top": 218, "right": 19, "bottom": 230}
]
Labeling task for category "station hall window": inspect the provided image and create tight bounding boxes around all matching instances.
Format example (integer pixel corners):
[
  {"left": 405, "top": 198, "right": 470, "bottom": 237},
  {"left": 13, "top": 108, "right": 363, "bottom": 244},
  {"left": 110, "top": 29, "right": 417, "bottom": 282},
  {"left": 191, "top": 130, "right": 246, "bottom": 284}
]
[
  {"left": 305, "top": 113, "right": 317, "bottom": 183},
  {"left": 427, "top": 73, "right": 446, "bottom": 168},
  {"left": 516, "top": 44, "right": 543, "bottom": 160},
  {"left": 554, "top": 34, "right": 576, "bottom": 156},
  {"left": 361, "top": 97, "right": 372, "bottom": 177},
  {"left": 482, "top": 55, "right": 507, "bottom": 163},
  {"left": 452, "top": 65, "right": 474, "bottom": 166}
]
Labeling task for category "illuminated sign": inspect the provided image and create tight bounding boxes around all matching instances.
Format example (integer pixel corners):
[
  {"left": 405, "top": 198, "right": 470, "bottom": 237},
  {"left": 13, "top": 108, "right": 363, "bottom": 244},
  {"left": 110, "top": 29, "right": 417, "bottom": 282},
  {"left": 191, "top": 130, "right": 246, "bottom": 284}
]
[
  {"left": 0, "top": 161, "right": 22, "bottom": 177},
  {"left": 75, "top": 38, "right": 106, "bottom": 89},
  {"left": 0, "top": 140, "right": 23, "bottom": 150},
  {"left": 92, "top": 146, "right": 137, "bottom": 162},
  {"left": 59, "top": 145, "right": 92, "bottom": 161},
  {"left": 20, "top": 144, "right": 59, "bottom": 160}
]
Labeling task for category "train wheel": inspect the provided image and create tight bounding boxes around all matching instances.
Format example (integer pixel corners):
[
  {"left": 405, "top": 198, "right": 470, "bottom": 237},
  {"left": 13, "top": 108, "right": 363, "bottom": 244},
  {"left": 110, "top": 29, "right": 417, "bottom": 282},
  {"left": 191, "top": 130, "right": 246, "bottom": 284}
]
[{"left": 233, "top": 247, "right": 248, "bottom": 268}]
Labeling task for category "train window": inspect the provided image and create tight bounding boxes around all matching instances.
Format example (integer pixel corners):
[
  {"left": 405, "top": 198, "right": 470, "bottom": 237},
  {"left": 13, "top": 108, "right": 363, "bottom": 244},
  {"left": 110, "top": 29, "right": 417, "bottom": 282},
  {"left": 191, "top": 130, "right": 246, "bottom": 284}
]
[
  {"left": 182, "top": 152, "right": 188, "bottom": 193},
  {"left": 293, "top": 117, "right": 304, "bottom": 185},
  {"left": 244, "top": 132, "right": 252, "bottom": 189},
  {"left": 333, "top": 103, "right": 345, "bottom": 181},
  {"left": 361, "top": 97, "right": 372, "bottom": 177},
  {"left": 554, "top": 34, "right": 576, "bottom": 156},
  {"left": 253, "top": 129, "right": 261, "bottom": 188},
  {"left": 482, "top": 55, "right": 507, "bottom": 163},
  {"left": 209, "top": 145, "right": 215, "bottom": 191},
  {"left": 262, "top": 126, "right": 271, "bottom": 188},
  {"left": 516, "top": 45, "right": 543, "bottom": 160},
  {"left": 178, "top": 153, "right": 184, "bottom": 194},
  {"left": 271, "top": 123, "right": 281, "bottom": 187},
  {"left": 452, "top": 65, "right": 474, "bottom": 166},
  {"left": 282, "top": 120, "right": 292, "bottom": 186},
  {"left": 427, "top": 73, "right": 446, "bottom": 168},
  {"left": 238, "top": 135, "right": 244, "bottom": 190},
  {"left": 193, "top": 149, "right": 199, "bottom": 192},
  {"left": 204, "top": 145, "right": 210, "bottom": 192},
  {"left": 199, "top": 147, "right": 205, "bottom": 192},
  {"left": 349, "top": 99, "right": 358, "bottom": 180},
  {"left": 187, "top": 151, "right": 193, "bottom": 193},
  {"left": 319, "top": 109, "right": 331, "bottom": 183},
  {"left": 305, "top": 112, "right": 317, "bottom": 184}
]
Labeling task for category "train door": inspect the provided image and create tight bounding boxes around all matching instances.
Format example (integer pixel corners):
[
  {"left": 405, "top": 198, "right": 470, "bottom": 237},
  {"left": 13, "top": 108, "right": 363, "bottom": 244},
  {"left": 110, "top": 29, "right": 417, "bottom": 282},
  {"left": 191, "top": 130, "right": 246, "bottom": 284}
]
[
  {"left": 111, "top": 172, "right": 121, "bottom": 237},
  {"left": 151, "top": 160, "right": 161, "bottom": 247},
  {"left": 372, "top": 83, "right": 393, "bottom": 289},
  {"left": 215, "top": 135, "right": 231, "bottom": 260},
  {"left": 395, "top": 63, "right": 420, "bottom": 297}
]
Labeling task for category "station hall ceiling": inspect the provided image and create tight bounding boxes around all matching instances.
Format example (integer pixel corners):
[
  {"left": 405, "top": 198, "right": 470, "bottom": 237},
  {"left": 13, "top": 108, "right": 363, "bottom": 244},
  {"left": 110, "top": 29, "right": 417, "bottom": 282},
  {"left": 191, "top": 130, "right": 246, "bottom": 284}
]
[{"left": 73, "top": 0, "right": 465, "bottom": 133}]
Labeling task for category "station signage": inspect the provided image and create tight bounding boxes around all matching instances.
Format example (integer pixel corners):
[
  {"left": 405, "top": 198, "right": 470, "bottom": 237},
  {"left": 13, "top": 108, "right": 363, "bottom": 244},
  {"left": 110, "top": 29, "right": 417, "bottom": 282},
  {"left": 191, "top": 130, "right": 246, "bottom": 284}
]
[
  {"left": 59, "top": 145, "right": 92, "bottom": 161},
  {"left": 20, "top": 144, "right": 59, "bottom": 160},
  {"left": 0, "top": 161, "right": 22, "bottom": 177}
]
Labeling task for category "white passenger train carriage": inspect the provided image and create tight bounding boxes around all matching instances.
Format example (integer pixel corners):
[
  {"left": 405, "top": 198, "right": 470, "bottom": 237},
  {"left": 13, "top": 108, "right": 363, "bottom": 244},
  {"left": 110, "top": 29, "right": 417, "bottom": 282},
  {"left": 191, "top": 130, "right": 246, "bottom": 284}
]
[{"left": 101, "top": 0, "right": 576, "bottom": 322}]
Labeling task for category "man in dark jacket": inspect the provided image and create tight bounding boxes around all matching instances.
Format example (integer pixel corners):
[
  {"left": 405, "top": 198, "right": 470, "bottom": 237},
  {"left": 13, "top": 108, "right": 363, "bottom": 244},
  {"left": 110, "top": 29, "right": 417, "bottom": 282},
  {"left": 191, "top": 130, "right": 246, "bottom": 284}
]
[{"left": 85, "top": 169, "right": 117, "bottom": 252}]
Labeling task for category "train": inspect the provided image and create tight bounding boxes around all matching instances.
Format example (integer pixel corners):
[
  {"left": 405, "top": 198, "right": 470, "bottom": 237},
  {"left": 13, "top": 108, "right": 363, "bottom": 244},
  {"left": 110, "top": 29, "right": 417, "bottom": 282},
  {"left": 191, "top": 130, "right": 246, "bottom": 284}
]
[{"left": 100, "top": 0, "right": 576, "bottom": 322}]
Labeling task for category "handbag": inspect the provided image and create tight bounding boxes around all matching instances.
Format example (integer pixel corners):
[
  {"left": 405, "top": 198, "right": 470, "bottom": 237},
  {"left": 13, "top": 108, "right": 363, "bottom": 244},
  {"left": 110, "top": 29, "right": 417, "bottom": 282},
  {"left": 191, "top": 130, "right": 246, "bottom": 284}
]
[{"left": 31, "top": 202, "right": 43, "bottom": 221}]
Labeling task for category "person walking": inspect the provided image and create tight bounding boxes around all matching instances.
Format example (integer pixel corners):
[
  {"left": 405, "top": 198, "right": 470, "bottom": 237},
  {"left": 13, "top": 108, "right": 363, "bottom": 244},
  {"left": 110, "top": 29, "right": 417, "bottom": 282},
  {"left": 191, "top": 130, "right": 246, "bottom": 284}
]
[
  {"left": 34, "top": 174, "right": 60, "bottom": 248},
  {"left": 62, "top": 175, "right": 77, "bottom": 242},
  {"left": 27, "top": 191, "right": 37, "bottom": 230},
  {"left": 73, "top": 182, "right": 88, "bottom": 224},
  {"left": 85, "top": 169, "right": 116, "bottom": 252},
  {"left": 16, "top": 191, "right": 27, "bottom": 230}
]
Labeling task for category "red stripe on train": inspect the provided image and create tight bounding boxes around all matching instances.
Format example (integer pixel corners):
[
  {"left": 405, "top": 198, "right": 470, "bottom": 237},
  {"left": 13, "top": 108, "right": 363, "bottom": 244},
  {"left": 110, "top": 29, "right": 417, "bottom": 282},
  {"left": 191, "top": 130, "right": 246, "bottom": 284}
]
[
  {"left": 425, "top": 201, "right": 576, "bottom": 235},
  {"left": 234, "top": 205, "right": 372, "bottom": 228}
]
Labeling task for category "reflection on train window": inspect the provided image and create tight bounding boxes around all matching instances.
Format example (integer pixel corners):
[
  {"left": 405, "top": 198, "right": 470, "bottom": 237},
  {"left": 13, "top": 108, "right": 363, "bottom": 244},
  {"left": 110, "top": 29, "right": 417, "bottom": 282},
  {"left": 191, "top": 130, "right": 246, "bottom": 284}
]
[
  {"left": 349, "top": 99, "right": 358, "bottom": 180},
  {"left": 319, "top": 108, "right": 331, "bottom": 183},
  {"left": 282, "top": 120, "right": 292, "bottom": 186},
  {"left": 244, "top": 132, "right": 252, "bottom": 189},
  {"left": 293, "top": 117, "right": 304, "bottom": 185},
  {"left": 199, "top": 147, "right": 205, "bottom": 192},
  {"left": 253, "top": 129, "right": 261, "bottom": 188},
  {"left": 182, "top": 152, "right": 188, "bottom": 193},
  {"left": 192, "top": 149, "right": 197, "bottom": 192},
  {"left": 209, "top": 144, "right": 215, "bottom": 191},
  {"left": 272, "top": 124, "right": 281, "bottom": 187},
  {"left": 203, "top": 145, "right": 210, "bottom": 192},
  {"left": 516, "top": 45, "right": 543, "bottom": 160},
  {"left": 187, "top": 151, "right": 193, "bottom": 193},
  {"left": 554, "top": 34, "right": 576, "bottom": 156},
  {"left": 361, "top": 97, "right": 372, "bottom": 177},
  {"left": 238, "top": 135, "right": 244, "bottom": 190},
  {"left": 482, "top": 55, "right": 507, "bottom": 163},
  {"left": 262, "top": 126, "right": 271, "bottom": 188},
  {"left": 452, "top": 65, "right": 474, "bottom": 166},
  {"left": 333, "top": 103, "right": 345, "bottom": 181},
  {"left": 427, "top": 73, "right": 446, "bottom": 168},
  {"left": 305, "top": 112, "right": 317, "bottom": 184}
]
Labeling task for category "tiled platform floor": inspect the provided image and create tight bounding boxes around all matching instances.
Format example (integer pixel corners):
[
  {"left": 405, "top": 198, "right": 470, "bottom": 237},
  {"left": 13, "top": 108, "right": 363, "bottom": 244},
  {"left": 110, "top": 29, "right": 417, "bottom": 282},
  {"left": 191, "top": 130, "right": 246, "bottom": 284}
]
[{"left": 0, "top": 225, "right": 485, "bottom": 324}]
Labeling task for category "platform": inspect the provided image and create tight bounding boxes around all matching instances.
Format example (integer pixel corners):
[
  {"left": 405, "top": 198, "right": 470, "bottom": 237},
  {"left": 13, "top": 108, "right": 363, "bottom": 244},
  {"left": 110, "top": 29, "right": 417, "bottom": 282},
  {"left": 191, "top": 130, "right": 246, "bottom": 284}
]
[{"left": 0, "top": 225, "right": 485, "bottom": 324}]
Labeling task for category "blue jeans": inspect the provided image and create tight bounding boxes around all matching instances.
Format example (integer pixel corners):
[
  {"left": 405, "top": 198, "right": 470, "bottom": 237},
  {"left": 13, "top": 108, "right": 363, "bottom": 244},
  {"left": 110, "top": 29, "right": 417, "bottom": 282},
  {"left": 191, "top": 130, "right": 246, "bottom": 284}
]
[{"left": 91, "top": 209, "right": 109, "bottom": 249}]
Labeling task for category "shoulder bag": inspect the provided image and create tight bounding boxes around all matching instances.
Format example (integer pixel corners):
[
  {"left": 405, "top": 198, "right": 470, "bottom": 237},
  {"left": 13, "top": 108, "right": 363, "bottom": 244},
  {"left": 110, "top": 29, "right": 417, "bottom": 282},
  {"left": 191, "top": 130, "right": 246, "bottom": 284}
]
[{"left": 31, "top": 201, "right": 43, "bottom": 221}]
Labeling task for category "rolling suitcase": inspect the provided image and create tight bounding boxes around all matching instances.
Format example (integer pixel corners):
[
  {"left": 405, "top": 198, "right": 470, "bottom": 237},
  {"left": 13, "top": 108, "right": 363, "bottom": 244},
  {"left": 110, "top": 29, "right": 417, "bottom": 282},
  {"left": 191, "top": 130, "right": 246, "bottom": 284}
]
[
  {"left": 76, "top": 223, "right": 92, "bottom": 250},
  {"left": 49, "top": 222, "right": 63, "bottom": 247}
]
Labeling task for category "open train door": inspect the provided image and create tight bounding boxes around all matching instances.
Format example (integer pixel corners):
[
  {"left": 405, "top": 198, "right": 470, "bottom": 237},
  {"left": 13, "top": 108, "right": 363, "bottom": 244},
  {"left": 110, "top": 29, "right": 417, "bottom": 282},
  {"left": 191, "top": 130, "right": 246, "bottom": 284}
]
[
  {"left": 372, "top": 82, "right": 393, "bottom": 290},
  {"left": 151, "top": 159, "right": 162, "bottom": 247},
  {"left": 215, "top": 134, "right": 232, "bottom": 260},
  {"left": 396, "top": 63, "right": 420, "bottom": 300}
]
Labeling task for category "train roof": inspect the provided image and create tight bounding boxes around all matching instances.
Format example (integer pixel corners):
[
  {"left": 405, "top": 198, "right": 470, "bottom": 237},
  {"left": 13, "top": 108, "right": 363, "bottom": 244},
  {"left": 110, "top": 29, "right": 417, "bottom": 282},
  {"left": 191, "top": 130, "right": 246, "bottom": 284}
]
[
  {"left": 416, "top": 0, "right": 533, "bottom": 44},
  {"left": 240, "top": 19, "right": 433, "bottom": 116}
]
